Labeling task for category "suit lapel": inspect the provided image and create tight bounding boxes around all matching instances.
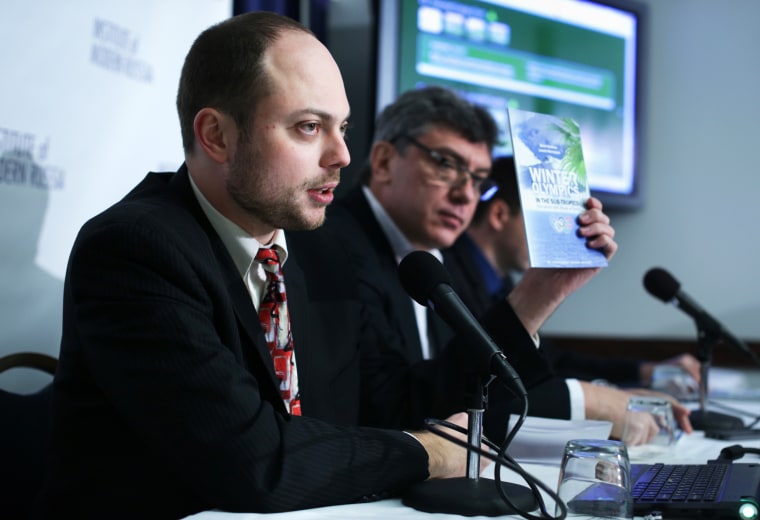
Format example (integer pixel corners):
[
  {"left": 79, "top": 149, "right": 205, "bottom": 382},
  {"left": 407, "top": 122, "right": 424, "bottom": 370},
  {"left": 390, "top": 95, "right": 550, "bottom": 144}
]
[
  {"left": 339, "top": 188, "right": 425, "bottom": 362},
  {"left": 218, "top": 251, "right": 280, "bottom": 387},
  {"left": 169, "top": 167, "right": 283, "bottom": 403},
  {"left": 390, "top": 267, "right": 425, "bottom": 362},
  {"left": 281, "top": 251, "right": 310, "bottom": 395}
]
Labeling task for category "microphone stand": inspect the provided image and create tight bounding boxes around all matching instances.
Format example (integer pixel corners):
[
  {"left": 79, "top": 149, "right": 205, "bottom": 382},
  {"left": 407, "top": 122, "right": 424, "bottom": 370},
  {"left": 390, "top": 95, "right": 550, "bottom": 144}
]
[
  {"left": 402, "top": 374, "right": 537, "bottom": 516},
  {"left": 688, "top": 325, "right": 745, "bottom": 431}
]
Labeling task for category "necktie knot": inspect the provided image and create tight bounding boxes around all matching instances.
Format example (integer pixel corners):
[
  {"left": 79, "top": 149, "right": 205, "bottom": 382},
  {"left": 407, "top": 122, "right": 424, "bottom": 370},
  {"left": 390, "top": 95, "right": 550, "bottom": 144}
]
[
  {"left": 255, "top": 248, "right": 285, "bottom": 287},
  {"left": 255, "top": 247, "right": 281, "bottom": 271}
]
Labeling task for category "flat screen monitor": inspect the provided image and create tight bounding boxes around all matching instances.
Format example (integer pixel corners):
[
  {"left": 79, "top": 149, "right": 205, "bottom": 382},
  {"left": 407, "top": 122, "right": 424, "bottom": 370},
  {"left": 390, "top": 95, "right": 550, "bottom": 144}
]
[{"left": 376, "top": 0, "right": 646, "bottom": 209}]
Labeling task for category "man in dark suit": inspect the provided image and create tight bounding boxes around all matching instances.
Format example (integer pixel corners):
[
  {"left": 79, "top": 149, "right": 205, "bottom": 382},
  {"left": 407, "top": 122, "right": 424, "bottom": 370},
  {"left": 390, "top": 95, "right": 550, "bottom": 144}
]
[
  {"left": 325, "top": 87, "right": 693, "bottom": 442},
  {"left": 444, "top": 155, "right": 702, "bottom": 389},
  {"left": 35, "top": 12, "right": 542, "bottom": 519}
]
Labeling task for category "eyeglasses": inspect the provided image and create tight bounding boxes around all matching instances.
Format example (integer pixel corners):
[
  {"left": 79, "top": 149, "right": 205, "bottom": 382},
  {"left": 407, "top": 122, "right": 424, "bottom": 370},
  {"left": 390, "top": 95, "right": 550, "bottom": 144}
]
[{"left": 396, "top": 135, "right": 495, "bottom": 195}]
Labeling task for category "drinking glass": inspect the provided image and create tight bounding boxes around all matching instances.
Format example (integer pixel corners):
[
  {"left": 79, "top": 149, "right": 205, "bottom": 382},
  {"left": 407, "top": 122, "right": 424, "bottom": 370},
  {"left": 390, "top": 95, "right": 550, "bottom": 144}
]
[
  {"left": 556, "top": 438, "right": 633, "bottom": 519},
  {"left": 650, "top": 365, "right": 698, "bottom": 400},
  {"left": 622, "top": 396, "right": 677, "bottom": 448}
]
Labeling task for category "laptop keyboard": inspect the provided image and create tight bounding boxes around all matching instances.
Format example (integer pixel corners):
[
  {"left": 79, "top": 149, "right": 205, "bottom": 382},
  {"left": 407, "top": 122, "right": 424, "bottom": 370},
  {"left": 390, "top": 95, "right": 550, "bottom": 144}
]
[{"left": 632, "top": 463, "right": 728, "bottom": 503}]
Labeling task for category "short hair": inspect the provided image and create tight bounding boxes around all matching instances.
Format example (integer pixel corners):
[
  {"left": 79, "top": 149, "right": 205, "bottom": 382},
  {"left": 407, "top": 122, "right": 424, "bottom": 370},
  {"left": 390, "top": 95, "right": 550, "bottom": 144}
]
[
  {"left": 471, "top": 155, "right": 521, "bottom": 224},
  {"left": 176, "top": 12, "right": 312, "bottom": 152},
  {"left": 360, "top": 86, "right": 499, "bottom": 184}
]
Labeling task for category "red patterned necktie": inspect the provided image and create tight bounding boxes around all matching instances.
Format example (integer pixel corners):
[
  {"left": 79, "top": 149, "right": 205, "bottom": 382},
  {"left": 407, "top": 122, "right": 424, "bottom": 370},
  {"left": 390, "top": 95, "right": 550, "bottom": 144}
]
[{"left": 254, "top": 247, "right": 301, "bottom": 415}]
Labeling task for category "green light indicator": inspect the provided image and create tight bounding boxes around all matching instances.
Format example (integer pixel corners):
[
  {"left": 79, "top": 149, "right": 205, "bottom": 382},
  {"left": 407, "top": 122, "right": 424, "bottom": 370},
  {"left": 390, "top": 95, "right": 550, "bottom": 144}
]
[{"left": 739, "top": 501, "right": 758, "bottom": 520}]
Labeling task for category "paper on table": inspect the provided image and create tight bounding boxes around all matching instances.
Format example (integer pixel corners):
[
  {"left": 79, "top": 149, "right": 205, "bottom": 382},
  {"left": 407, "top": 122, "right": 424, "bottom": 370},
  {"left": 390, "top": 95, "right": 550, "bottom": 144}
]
[{"left": 506, "top": 415, "right": 613, "bottom": 465}]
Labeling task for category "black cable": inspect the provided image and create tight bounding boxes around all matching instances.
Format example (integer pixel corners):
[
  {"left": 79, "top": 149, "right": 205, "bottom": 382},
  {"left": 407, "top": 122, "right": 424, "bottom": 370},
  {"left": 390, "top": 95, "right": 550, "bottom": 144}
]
[
  {"left": 499, "top": 380, "right": 562, "bottom": 518},
  {"left": 499, "top": 395, "right": 564, "bottom": 519},
  {"left": 714, "top": 444, "right": 760, "bottom": 462},
  {"left": 422, "top": 416, "right": 567, "bottom": 520}
]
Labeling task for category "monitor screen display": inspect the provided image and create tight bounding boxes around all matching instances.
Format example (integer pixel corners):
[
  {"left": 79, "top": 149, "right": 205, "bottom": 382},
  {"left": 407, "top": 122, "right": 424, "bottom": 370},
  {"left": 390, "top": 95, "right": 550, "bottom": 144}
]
[{"left": 376, "top": 0, "right": 646, "bottom": 209}]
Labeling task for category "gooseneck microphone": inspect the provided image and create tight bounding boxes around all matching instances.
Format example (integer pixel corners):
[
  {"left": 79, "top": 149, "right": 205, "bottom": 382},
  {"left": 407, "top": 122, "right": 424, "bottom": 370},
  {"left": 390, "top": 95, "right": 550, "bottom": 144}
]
[
  {"left": 398, "top": 251, "right": 537, "bottom": 517},
  {"left": 643, "top": 267, "right": 757, "bottom": 431},
  {"left": 398, "top": 250, "right": 526, "bottom": 397},
  {"left": 643, "top": 267, "right": 758, "bottom": 364}
]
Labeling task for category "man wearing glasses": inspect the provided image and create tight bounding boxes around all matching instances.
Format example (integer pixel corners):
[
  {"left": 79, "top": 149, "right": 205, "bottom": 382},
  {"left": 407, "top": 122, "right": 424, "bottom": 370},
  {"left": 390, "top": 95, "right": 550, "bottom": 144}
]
[{"left": 324, "top": 86, "right": 653, "bottom": 442}]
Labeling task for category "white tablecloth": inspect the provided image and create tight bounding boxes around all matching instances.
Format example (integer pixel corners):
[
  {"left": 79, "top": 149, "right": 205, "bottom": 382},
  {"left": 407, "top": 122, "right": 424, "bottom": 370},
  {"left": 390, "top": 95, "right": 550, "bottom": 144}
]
[{"left": 185, "top": 397, "right": 760, "bottom": 520}]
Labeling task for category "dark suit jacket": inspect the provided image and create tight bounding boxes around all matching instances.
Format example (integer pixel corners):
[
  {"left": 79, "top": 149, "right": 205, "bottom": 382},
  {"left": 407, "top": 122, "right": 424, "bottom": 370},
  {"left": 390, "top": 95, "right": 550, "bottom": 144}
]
[
  {"left": 35, "top": 167, "right": 429, "bottom": 519},
  {"left": 324, "top": 187, "right": 563, "bottom": 441},
  {"left": 443, "top": 234, "right": 640, "bottom": 386}
]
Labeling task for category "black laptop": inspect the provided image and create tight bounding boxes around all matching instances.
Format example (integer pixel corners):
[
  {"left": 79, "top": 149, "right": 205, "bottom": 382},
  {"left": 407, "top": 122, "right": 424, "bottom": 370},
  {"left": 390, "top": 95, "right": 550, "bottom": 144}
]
[{"left": 631, "top": 461, "right": 760, "bottom": 519}]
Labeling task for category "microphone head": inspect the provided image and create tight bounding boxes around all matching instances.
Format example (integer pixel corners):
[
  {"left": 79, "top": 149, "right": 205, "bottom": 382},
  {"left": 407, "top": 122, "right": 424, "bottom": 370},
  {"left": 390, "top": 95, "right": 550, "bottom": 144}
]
[
  {"left": 643, "top": 267, "right": 681, "bottom": 302},
  {"left": 398, "top": 251, "right": 453, "bottom": 306}
]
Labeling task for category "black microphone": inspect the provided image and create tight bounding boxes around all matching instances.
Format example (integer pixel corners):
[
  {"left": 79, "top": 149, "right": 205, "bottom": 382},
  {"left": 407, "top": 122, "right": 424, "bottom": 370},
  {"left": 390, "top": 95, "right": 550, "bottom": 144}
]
[
  {"left": 398, "top": 250, "right": 526, "bottom": 396},
  {"left": 643, "top": 267, "right": 758, "bottom": 363},
  {"left": 398, "top": 251, "right": 538, "bottom": 517}
]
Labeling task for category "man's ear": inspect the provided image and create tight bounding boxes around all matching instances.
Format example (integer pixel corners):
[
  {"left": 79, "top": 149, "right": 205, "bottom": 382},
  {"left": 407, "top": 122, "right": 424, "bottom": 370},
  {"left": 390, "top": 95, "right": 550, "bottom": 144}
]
[
  {"left": 369, "top": 141, "right": 396, "bottom": 184},
  {"left": 488, "top": 199, "right": 511, "bottom": 231},
  {"left": 193, "top": 108, "right": 234, "bottom": 164}
]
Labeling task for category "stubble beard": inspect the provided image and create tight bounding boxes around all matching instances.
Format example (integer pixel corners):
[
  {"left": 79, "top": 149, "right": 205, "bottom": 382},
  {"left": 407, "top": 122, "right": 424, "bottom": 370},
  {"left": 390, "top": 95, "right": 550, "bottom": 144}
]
[{"left": 227, "top": 143, "right": 326, "bottom": 232}]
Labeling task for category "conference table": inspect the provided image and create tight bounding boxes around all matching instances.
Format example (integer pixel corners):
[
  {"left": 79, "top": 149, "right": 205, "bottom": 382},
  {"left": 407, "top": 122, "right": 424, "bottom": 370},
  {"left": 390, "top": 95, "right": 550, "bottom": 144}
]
[{"left": 186, "top": 369, "right": 760, "bottom": 520}]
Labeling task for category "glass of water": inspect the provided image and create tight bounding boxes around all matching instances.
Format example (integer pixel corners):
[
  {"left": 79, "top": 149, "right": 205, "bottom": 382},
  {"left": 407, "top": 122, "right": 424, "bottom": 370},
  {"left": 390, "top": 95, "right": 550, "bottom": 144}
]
[
  {"left": 556, "top": 438, "right": 633, "bottom": 519},
  {"left": 622, "top": 396, "right": 677, "bottom": 448}
]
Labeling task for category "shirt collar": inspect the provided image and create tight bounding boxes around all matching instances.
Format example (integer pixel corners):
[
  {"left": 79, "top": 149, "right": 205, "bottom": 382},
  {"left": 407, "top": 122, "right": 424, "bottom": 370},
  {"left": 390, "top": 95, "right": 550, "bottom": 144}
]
[
  {"left": 362, "top": 186, "right": 442, "bottom": 264},
  {"left": 188, "top": 173, "right": 288, "bottom": 278}
]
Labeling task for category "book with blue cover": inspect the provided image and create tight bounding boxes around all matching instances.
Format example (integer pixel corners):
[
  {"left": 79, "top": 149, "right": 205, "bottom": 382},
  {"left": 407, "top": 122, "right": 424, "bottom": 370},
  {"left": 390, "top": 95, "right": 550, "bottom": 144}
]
[{"left": 507, "top": 107, "right": 608, "bottom": 268}]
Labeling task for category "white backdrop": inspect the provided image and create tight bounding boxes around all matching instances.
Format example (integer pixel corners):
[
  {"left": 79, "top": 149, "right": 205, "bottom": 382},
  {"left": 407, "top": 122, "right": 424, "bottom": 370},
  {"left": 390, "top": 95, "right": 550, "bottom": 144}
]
[{"left": 0, "top": 0, "right": 232, "bottom": 392}]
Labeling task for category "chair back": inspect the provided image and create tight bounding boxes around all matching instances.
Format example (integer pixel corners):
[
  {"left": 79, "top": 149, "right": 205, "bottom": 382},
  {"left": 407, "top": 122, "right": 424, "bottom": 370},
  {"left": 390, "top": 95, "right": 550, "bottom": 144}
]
[{"left": 0, "top": 352, "right": 57, "bottom": 519}]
